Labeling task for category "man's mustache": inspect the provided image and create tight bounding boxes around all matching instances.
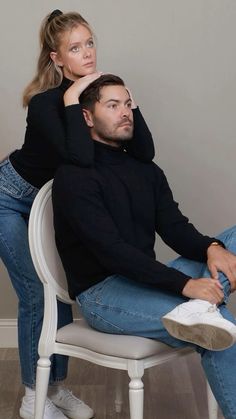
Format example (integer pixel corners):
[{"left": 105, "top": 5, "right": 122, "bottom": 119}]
[{"left": 117, "top": 118, "right": 133, "bottom": 128}]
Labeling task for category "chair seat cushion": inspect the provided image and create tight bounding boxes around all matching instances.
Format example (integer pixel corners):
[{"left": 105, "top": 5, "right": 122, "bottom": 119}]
[{"left": 56, "top": 318, "right": 183, "bottom": 359}]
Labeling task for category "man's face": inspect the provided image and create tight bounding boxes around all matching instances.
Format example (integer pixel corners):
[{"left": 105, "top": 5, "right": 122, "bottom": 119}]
[{"left": 85, "top": 85, "right": 134, "bottom": 146}]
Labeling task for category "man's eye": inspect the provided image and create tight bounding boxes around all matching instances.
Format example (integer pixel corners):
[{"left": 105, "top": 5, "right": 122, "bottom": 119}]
[{"left": 108, "top": 104, "right": 117, "bottom": 109}]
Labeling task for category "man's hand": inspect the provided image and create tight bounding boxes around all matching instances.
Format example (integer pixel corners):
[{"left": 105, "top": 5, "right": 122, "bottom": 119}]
[
  {"left": 207, "top": 245, "right": 236, "bottom": 291},
  {"left": 182, "top": 278, "right": 224, "bottom": 304}
]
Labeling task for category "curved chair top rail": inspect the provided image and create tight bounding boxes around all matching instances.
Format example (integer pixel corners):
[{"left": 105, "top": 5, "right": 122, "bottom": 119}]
[{"left": 28, "top": 179, "right": 73, "bottom": 304}]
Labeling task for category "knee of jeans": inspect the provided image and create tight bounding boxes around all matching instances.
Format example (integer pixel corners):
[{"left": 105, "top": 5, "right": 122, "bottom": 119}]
[
  {"left": 19, "top": 298, "right": 44, "bottom": 319},
  {"left": 217, "top": 225, "right": 236, "bottom": 246},
  {"left": 17, "top": 291, "right": 44, "bottom": 312},
  {"left": 17, "top": 281, "right": 44, "bottom": 308}
]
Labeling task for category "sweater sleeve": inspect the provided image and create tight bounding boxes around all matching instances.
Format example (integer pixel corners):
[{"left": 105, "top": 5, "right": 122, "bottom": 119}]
[
  {"left": 28, "top": 93, "right": 94, "bottom": 166},
  {"left": 124, "top": 107, "right": 155, "bottom": 162},
  {"left": 53, "top": 166, "right": 192, "bottom": 294},
  {"left": 155, "top": 168, "right": 217, "bottom": 260},
  {"left": 29, "top": 94, "right": 154, "bottom": 166}
]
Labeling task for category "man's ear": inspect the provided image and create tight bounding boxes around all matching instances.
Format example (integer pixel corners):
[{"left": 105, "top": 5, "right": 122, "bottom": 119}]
[
  {"left": 82, "top": 109, "right": 94, "bottom": 128},
  {"left": 50, "top": 51, "right": 63, "bottom": 67}
]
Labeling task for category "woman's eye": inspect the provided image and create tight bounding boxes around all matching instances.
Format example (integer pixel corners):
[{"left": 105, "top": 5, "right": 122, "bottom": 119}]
[
  {"left": 87, "top": 40, "right": 94, "bottom": 48},
  {"left": 71, "top": 46, "right": 80, "bottom": 52}
]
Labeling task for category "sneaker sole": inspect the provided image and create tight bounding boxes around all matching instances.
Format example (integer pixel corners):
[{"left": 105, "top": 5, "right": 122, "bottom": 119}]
[
  {"left": 162, "top": 318, "right": 235, "bottom": 350},
  {"left": 19, "top": 408, "right": 33, "bottom": 419},
  {"left": 59, "top": 407, "right": 95, "bottom": 419}
]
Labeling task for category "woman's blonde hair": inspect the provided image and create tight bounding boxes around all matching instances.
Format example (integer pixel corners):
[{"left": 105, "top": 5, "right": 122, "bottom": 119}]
[{"left": 23, "top": 10, "right": 93, "bottom": 107}]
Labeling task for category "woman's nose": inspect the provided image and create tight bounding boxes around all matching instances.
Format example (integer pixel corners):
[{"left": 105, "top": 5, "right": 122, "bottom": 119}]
[{"left": 83, "top": 47, "right": 91, "bottom": 58}]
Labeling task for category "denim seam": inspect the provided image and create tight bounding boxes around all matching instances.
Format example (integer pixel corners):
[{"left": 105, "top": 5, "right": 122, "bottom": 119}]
[
  {"left": 0, "top": 231, "right": 39, "bottom": 386},
  {"left": 83, "top": 296, "right": 161, "bottom": 322},
  {"left": 90, "top": 311, "right": 124, "bottom": 333},
  {"left": 206, "top": 351, "right": 236, "bottom": 419}
]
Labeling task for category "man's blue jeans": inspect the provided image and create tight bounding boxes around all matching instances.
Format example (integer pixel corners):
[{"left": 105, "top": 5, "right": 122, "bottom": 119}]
[
  {"left": 78, "top": 225, "right": 236, "bottom": 419},
  {"left": 0, "top": 158, "right": 72, "bottom": 388}
]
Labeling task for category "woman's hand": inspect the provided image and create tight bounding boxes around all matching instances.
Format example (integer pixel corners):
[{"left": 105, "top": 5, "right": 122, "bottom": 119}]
[
  {"left": 63, "top": 72, "right": 102, "bottom": 106},
  {"left": 125, "top": 87, "right": 137, "bottom": 109}
]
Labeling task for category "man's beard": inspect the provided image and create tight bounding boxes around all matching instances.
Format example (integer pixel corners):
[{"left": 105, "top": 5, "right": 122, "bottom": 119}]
[{"left": 94, "top": 119, "right": 134, "bottom": 143}]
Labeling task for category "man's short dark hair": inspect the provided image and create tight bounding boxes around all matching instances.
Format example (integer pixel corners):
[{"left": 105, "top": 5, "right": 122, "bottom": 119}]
[{"left": 79, "top": 74, "right": 125, "bottom": 111}]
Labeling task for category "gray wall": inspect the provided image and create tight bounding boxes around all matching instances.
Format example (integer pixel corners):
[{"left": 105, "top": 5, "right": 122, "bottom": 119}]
[{"left": 1, "top": 0, "right": 236, "bottom": 319}]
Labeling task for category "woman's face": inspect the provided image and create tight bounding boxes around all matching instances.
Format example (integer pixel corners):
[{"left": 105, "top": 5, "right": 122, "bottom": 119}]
[{"left": 53, "top": 25, "right": 97, "bottom": 80}]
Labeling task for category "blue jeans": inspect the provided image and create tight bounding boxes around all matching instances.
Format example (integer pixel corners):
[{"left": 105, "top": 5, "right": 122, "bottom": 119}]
[
  {"left": 0, "top": 158, "right": 72, "bottom": 388},
  {"left": 78, "top": 225, "right": 236, "bottom": 419}
]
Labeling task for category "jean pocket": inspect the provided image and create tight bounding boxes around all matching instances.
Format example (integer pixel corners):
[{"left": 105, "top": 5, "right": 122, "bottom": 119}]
[
  {"left": 0, "top": 176, "right": 35, "bottom": 199},
  {"left": 0, "top": 158, "right": 39, "bottom": 199},
  {"left": 80, "top": 277, "right": 113, "bottom": 304}
]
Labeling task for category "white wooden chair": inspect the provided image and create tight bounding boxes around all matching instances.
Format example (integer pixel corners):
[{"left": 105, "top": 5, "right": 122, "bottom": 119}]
[{"left": 28, "top": 179, "right": 218, "bottom": 419}]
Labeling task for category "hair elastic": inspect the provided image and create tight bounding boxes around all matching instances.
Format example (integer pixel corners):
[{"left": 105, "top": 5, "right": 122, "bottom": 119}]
[{"left": 48, "top": 9, "right": 63, "bottom": 23}]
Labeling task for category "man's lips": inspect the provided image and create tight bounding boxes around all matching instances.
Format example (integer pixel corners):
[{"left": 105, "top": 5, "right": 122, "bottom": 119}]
[{"left": 118, "top": 122, "right": 133, "bottom": 128}]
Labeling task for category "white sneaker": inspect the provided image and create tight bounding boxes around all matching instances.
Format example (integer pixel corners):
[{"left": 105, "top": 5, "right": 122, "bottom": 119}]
[
  {"left": 162, "top": 299, "right": 236, "bottom": 350},
  {"left": 20, "top": 395, "right": 67, "bottom": 419},
  {"left": 49, "top": 388, "right": 94, "bottom": 419}
]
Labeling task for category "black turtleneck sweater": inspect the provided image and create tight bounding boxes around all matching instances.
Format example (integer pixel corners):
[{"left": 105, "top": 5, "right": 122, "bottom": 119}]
[
  {"left": 52, "top": 140, "right": 218, "bottom": 300},
  {"left": 9, "top": 78, "right": 155, "bottom": 188}
]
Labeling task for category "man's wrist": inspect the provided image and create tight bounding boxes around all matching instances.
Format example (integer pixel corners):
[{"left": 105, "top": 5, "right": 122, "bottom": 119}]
[
  {"left": 208, "top": 240, "right": 225, "bottom": 249},
  {"left": 209, "top": 241, "right": 222, "bottom": 248},
  {"left": 207, "top": 239, "right": 225, "bottom": 257}
]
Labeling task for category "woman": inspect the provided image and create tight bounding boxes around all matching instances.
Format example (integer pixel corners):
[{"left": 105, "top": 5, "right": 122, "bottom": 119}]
[{"left": 0, "top": 9, "right": 154, "bottom": 419}]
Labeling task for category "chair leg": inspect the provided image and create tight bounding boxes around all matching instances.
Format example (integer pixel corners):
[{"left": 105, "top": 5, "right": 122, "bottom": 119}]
[
  {"left": 128, "top": 361, "right": 144, "bottom": 419},
  {"left": 206, "top": 380, "right": 218, "bottom": 419},
  {"left": 128, "top": 377, "right": 144, "bottom": 419},
  {"left": 34, "top": 357, "right": 51, "bottom": 419},
  {"left": 115, "top": 370, "right": 123, "bottom": 413}
]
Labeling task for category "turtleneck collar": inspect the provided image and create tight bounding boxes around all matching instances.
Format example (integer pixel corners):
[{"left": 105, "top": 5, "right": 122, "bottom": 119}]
[
  {"left": 94, "top": 140, "right": 127, "bottom": 165},
  {"left": 60, "top": 77, "right": 74, "bottom": 93}
]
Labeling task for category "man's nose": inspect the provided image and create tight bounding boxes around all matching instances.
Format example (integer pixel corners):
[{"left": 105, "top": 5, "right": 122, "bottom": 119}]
[{"left": 121, "top": 106, "right": 131, "bottom": 118}]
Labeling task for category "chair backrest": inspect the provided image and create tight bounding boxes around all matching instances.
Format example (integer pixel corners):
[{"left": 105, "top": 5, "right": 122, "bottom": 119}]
[{"left": 28, "top": 179, "right": 73, "bottom": 304}]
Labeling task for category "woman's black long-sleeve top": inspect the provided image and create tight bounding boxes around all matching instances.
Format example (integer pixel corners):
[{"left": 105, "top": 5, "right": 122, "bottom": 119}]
[{"left": 10, "top": 78, "right": 155, "bottom": 188}]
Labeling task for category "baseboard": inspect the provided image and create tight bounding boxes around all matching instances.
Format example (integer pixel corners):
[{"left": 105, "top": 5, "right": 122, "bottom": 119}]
[{"left": 0, "top": 319, "right": 17, "bottom": 347}]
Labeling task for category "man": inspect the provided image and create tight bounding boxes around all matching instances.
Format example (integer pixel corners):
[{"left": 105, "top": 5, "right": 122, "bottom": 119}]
[{"left": 53, "top": 74, "right": 236, "bottom": 418}]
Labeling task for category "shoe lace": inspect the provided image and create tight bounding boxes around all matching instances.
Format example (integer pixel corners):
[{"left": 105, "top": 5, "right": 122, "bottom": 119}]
[
  {"left": 179, "top": 302, "right": 221, "bottom": 317},
  {"left": 45, "top": 398, "right": 62, "bottom": 412},
  {"left": 58, "top": 389, "right": 83, "bottom": 407},
  {"left": 207, "top": 304, "right": 219, "bottom": 313}
]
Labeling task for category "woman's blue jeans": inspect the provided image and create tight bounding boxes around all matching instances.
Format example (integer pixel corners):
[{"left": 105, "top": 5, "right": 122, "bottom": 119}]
[
  {"left": 78, "top": 225, "right": 236, "bottom": 419},
  {"left": 0, "top": 158, "right": 72, "bottom": 388}
]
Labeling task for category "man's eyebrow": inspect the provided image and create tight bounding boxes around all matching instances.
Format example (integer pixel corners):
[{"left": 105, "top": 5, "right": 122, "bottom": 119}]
[
  {"left": 103, "top": 99, "right": 120, "bottom": 104},
  {"left": 103, "top": 98, "right": 132, "bottom": 104}
]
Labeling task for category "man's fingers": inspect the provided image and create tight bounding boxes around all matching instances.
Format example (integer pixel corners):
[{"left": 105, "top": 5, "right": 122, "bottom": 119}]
[
  {"left": 211, "top": 278, "right": 223, "bottom": 289},
  {"left": 182, "top": 277, "right": 224, "bottom": 304},
  {"left": 209, "top": 264, "right": 219, "bottom": 280},
  {"left": 226, "top": 268, "right": 236, "bottom": 291}
]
